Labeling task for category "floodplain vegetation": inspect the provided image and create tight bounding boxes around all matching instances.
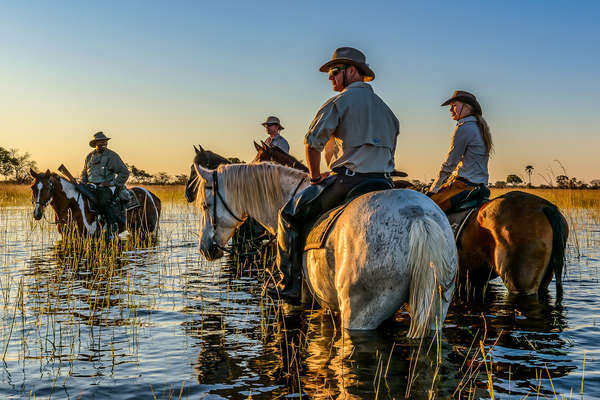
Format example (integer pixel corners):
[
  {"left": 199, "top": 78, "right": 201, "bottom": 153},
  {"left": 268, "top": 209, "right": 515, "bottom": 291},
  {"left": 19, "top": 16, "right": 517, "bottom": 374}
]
[{"left": 0, "top": 183, "right": 595, "bottom": 399}]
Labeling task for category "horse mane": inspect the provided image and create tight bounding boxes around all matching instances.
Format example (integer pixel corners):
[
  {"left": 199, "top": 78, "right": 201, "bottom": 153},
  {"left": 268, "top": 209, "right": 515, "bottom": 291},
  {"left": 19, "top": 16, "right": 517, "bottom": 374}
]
[{"left": 198, "top": 162, "right": 306, "bottom": 228}]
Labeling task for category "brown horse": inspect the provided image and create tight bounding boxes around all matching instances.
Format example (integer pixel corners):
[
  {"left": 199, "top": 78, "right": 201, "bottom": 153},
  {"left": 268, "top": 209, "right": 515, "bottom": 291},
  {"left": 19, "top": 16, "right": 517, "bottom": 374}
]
[
  {"left": 252, "top": 141, "right": 309, "bottom": 172},
  {"left": 251, "top": 146, "right": 569, "bottom": 296},
  {"left": 30, "top": 169, "right": 161, "bottom": 237},
  {"left": 457, "top": 191, "right": 568, "bottom": 296}
]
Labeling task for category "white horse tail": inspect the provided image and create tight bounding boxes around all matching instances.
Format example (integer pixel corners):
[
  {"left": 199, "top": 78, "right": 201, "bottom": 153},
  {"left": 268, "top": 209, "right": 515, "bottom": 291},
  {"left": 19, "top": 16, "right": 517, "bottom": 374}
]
[{"left": 406, "top": 215, "right": 457, "bottom": 339}]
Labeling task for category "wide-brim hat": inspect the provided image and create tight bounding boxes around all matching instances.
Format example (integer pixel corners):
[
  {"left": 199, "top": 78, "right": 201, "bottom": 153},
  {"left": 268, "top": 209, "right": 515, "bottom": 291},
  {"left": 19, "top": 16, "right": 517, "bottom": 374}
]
[
  {"left": 261, "top": 116, "right": 284, "bottom": 130},
  {"left": 319, "top": 47, "right": 375, "bottom": 82},
  {"left": 441, "top": 90, "right": 482, "bottom": 115},
  {"left": 89, "top": 131, "right": 111, "bottom": 147}
]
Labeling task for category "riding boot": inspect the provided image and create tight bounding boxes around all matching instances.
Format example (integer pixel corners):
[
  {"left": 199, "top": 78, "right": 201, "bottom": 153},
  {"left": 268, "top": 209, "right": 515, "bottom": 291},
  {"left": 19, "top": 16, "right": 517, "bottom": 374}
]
[{"left": 267, "top": 216, "right": 301, "bottom": 303}]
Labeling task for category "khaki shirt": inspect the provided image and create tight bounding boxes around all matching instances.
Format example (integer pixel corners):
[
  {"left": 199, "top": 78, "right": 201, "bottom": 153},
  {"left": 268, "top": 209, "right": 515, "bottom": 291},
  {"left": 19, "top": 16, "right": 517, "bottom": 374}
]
[
  {"left": 305, "top": 82, "right": 399, "bottom": 173},
  {"left": 81, "top": 148, "right": 130, "bottom": 186},
  {"left": 265, "top": 134, "right": 290, "bottom": 153},
  {"left": 429, "top": 115, "right": 489, "bottom": 193}
]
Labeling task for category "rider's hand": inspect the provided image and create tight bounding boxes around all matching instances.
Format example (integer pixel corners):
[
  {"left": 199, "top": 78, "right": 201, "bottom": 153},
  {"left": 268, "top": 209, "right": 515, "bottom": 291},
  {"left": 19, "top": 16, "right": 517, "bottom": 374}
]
[{"left": 309, "top": 172, "right": 330, "bottom": 185}]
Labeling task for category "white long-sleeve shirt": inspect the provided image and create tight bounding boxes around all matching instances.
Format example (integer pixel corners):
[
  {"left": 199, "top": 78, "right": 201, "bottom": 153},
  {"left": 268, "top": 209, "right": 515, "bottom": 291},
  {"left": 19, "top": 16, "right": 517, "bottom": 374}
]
[{"left": 430, "top": 115, "right": 489, "bottom": 192}]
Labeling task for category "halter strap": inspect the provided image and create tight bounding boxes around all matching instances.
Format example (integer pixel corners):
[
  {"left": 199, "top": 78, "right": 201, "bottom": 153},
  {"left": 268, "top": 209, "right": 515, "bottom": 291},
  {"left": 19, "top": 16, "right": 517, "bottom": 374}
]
[{"left": 212, "top": 170, "right": 244, "bottom": 226}]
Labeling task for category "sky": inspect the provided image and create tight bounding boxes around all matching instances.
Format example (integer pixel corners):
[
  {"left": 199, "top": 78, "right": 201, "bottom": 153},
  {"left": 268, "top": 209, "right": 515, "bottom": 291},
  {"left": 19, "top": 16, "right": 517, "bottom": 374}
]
[{"left": 1, "top": 1, "right": 599, "bottom": 184}]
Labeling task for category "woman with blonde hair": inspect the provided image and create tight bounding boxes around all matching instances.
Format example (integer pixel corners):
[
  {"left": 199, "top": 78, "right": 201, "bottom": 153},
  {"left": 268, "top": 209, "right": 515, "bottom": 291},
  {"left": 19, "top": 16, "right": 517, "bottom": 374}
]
[{"left": 428, "top": 90, "right": 492, "bottom": 212}]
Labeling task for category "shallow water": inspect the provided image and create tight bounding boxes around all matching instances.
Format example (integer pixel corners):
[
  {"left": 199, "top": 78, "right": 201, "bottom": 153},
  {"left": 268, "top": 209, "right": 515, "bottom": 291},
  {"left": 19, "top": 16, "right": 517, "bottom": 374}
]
[{"left": 0, "top": 204, "right": 598, "bottom": 399}]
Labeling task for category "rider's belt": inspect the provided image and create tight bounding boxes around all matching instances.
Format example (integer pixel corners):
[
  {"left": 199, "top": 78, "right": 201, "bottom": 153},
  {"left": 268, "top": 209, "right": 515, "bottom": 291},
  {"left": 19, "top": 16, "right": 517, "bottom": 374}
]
[
  {"left": 332, "top": 166, "right": 391, "bottom": 179},
  {"left": 455, "top": 176, "right": 480, "bottom": 187}
]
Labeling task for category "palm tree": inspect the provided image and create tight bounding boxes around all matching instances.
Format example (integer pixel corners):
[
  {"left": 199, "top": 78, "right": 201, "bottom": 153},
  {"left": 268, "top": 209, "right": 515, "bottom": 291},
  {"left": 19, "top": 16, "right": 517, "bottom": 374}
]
[{"left": 525, "top": 165, "right": 534, "bottom": 187}]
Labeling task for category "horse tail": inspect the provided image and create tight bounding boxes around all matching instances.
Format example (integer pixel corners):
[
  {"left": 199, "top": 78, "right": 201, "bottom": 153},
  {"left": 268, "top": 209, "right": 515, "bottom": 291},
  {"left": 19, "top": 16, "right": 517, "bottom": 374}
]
[
  {"left": 407, "top": 215, "right": 457, "bottom": 339},
  {"left": 543, "top": 205, "right": 568, "bottom": 294}
]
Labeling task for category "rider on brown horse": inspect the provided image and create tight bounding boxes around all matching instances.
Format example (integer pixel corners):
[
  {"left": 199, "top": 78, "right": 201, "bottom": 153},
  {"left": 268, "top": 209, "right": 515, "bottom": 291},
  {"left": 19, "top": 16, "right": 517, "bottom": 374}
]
[
  {"left": 427, "top": 91, "right": 492, "bottom": 212},
  {"left": 268, "top": 47, "right": 400, "bottom": 302},
  {"left": 81, "top": 131, "right": 130, "bottom": 239}
]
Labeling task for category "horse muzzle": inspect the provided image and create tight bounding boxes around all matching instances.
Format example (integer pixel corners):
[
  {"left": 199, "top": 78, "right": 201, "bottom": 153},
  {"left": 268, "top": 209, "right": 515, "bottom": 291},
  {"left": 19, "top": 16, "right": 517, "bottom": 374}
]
[
  {"left": 200, "top": 243, "right": 223, "bottom": 261},
  {"left": 33, "top": 206, "right": 44, "bottom": 220}
]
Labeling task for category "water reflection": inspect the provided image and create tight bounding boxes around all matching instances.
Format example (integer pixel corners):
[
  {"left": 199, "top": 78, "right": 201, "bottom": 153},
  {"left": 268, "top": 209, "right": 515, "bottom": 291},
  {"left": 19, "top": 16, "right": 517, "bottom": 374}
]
[{"left": 446, "top": 283, "right": 575, "bottom": 397}]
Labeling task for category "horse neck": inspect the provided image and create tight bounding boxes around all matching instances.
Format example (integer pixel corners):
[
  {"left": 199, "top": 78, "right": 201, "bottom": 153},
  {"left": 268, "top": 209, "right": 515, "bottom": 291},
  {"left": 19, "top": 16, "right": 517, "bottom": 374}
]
[
  {"left": 49, "top": 175, "right": 89, "bottom": 227},
  {"left": 48, "top": 175, "right": 71, "bottom": 215},
  {"left": 221, "top": 164, "right": 307, "bottom": 234}
]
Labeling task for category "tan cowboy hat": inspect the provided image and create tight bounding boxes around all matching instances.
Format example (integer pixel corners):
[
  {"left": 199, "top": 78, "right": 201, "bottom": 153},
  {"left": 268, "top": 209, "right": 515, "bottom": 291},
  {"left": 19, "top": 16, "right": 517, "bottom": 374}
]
[
  {"left": 441, "top": 90, "right": 482, "bottom": 115},
  {"left": 261, "top": 116, "right": 284, "bottom": 130},
  {"left": 319, "top": 47, "right": 375, "bottom": 82},
  {"left": 89, "top": 131, "right": 111, "bottom": 147}
]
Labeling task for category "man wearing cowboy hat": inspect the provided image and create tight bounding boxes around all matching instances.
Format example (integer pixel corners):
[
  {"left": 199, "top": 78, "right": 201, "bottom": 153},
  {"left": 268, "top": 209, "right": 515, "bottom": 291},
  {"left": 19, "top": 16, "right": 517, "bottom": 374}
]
[
  {"left": 262, "top": 116, "right": 290, "bottom": 153},
  {"left": 268, "top": 47, "right": 400, "bottom": 302},
  {"left": 81, "top": 131, "right": 130, "bottom": 237}
]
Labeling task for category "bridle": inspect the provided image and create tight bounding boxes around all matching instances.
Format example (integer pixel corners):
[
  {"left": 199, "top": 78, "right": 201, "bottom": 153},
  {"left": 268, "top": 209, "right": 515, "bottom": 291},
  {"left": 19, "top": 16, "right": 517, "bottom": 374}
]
[
  {"left": 32, "top": 179, "right": 54, "bottom": 208},
  {"left": 208, "top": 170, "right": 244, "bottom": 229}
]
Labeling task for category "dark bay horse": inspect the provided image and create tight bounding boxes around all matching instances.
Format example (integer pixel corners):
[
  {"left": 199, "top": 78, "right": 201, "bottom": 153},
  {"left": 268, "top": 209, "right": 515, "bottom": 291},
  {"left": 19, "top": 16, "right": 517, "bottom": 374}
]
[
  {"left": 251, "top": 145, "right": 569, "bottom": 297},
  {"left": 185, "top": 145, "right": 231, "bottom": 203},
  {"left": 30, "top": 169, "right": 161, "bottom": 237}
]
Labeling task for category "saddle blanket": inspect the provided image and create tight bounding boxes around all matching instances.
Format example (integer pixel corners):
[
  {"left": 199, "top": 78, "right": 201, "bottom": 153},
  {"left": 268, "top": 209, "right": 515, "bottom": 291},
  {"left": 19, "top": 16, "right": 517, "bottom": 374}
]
[{"left": 304, "top": 203, "right": 349, "bottom": 251}]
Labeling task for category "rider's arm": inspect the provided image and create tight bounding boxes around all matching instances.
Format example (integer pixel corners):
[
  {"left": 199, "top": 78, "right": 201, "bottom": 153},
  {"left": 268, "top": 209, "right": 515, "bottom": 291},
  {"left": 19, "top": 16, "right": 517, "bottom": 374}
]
[
  {"left": 108, "top": 153, "right": 130, "bottom": 187},
  {"left": 429, "top": 125, "right": 469, "bottom": 193},
  {"left": 305, "top": 99, "right": 339, "bottom": 154},
  {"left": 306, "top": 144, "right": 322, "bottom": 183}
]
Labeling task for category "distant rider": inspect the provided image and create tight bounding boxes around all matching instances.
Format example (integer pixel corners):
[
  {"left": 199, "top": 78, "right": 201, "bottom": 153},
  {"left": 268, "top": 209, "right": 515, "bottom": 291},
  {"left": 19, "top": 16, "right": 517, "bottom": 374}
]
[
  {"left": 268, "top": 47, "right": 400, "bottom": 302},
  {"left": 262, "top": 116, "right": 290, "bottom": 153},
  {"left": 427, "top": 91, "right": 492, "bottom": 212},
  {"left": 81, "top": 131, "right": 130, "bottom": 237}
]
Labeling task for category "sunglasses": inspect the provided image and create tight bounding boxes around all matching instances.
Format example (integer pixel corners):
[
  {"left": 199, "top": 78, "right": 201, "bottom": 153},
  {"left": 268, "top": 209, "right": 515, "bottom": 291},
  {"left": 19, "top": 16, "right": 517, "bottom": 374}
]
[
  {"left": 266, "top": 123, "right": 278, "bottom": 127},
  {"left": 328, "top": 65, "right": 348, "bottom": 78}
]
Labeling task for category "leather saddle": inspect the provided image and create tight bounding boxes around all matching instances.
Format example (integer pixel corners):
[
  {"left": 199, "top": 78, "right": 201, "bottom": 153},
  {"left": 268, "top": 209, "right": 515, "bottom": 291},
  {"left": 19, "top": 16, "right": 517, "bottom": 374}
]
[{"left": 445, "top": 184, "right": 490, "bottom": 244}]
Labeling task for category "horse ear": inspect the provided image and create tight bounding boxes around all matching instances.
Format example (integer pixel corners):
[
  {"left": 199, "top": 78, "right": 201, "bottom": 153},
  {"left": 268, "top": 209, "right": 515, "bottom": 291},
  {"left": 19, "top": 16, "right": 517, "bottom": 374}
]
[
  {"left": 260, "top": 140, "right": 270, "bottom": 149},
  {"left": 194, "top": 145, "right": 199, "bottom": 155},
  {"left": 253, "top": 141, "right": 261, "bottom": 151},
  {"left": 193, "top": 163, "right": 212, "bottom": 182},
  {"left": 45, "top": 169, "right": 51, "bottom": 175},
  {"left": 29, "top": 168, "right": 38, "bottom": 178},
  {"left": 198, "top": 145, "right": 205, "bottom": 152}
]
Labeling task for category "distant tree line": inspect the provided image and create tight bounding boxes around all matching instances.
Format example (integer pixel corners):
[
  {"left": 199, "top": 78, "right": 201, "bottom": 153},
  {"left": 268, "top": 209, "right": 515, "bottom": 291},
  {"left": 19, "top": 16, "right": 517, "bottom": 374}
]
[
  {"left": 0, "top": 146, "right": 38, "bottom": 183},
  {"left": 491, "top": 164, "right": 599, "bottom": 189}
]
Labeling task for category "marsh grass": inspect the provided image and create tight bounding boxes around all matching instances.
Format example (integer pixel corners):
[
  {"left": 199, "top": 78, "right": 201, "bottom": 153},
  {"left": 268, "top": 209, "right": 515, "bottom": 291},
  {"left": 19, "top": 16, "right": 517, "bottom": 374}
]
[{"left": 0, "top": 187, "right": 596, "bottom": 398}]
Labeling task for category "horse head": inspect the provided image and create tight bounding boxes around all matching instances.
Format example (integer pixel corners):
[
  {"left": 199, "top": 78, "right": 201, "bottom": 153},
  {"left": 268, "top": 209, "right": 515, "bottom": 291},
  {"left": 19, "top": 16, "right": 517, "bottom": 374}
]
[
  {"left": 185, "top": 145, "right": 231, "bottom": 203},
  {"left": 253, "top": 141, "right": 309, "bottom": 172},
  {"left": 29, "top": 168, "right": 54, "bottom": 220},
  {"left": 193, "top": 164, "right": 245, "bottom": 260}
]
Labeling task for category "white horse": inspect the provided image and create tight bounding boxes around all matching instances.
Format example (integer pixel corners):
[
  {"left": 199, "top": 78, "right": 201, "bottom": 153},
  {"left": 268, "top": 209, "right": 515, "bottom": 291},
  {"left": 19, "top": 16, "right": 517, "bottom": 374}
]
[{"left": 193, "top": 162, "right": 457, "bottom": 338}]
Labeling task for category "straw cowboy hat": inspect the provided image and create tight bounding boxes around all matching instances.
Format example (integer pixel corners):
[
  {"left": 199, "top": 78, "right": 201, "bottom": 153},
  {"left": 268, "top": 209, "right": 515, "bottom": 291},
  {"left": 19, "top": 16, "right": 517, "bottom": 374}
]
[
  {"left": 441, "top": 91, "right": 482, "bottom": 115},
  {"left": 261, "top": 116, "right": 284, "bottom": 130},
  {"left": 89, "top": 131, "right": 111, "bottom": 147},
  {"left": 319, "top": 47, "right": 375, "bottom": 82}
]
